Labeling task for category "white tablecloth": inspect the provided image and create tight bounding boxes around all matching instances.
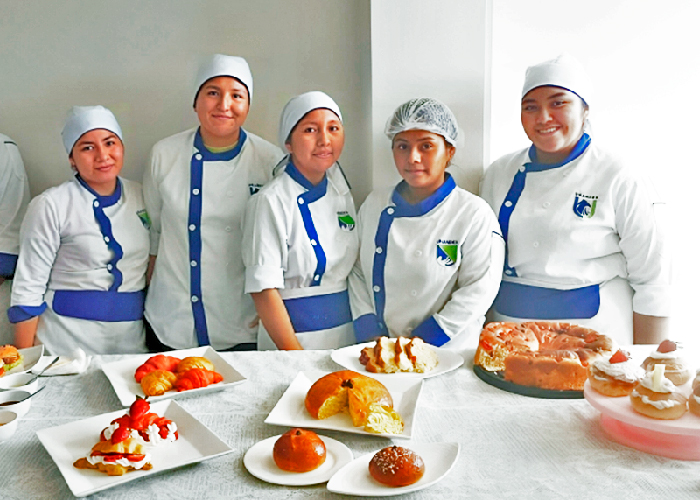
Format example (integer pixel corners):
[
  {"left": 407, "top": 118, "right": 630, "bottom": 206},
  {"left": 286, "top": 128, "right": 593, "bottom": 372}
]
[{"left": 3, "top": 348, "right": 700, "bottom": 499}]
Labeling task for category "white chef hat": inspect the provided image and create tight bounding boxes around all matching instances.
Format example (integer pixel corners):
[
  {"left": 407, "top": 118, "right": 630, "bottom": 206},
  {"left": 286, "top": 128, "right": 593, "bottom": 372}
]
[
  {"left": 61, "top": 105, "right": 123, "bottom": 155},
  {"left": 384, "top": 98, "right": 459, "bottom": 146},
  {"left": 521, "top": 53, "right": 592, "bottom": 106},
  {"left": 278, "top": 91, "right": 343, "bottom": 148},
  {"left": 194, "top": 54, "right": 253, "bottom": 104}
]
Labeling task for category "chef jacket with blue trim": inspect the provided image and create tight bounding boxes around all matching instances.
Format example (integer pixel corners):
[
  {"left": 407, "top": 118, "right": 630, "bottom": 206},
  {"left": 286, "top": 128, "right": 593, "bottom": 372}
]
[
  {"left": 349, "top": 175, "right": 504, "bottom": 355},
  {"left": 242, "top": 161, "right": 359, "bottom": 350},
  {"left": 480, "top": 139, "right": 670, "bottom": 343},
  {"left": 143, "top": 128, "right": 282, "bottom": 350},
  {"left": 0, "top": 134, "right": 31, "bottom": 345},
  {"left": 8, "top": 176, "right": 149, "bottom": 355}
]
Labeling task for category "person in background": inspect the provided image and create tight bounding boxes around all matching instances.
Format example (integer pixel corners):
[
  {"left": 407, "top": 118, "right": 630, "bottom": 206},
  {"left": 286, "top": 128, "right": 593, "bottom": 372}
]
[
  {"left": 9, "top": 106, "right": 149, "bottom": 355},
  {"left": 350, "top": 98, "right": 504, "bottom": 355},
  {"left": 143, "top": 54, "right": 282, "bottom": 352},
  {"left": 479, "top": 54, "right": 670, "bottom": 345},
  {"left": 0, "top": 134, "right": 31, "bottom": 345},
  {"left": 243, "top": 91, "right": 358, "bottom": 350}
]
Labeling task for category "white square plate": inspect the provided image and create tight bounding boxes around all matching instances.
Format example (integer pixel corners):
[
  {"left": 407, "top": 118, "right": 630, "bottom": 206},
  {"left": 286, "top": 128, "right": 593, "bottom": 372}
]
[
  {"left": 101, "top": 347, "right": 246, "bottom": 406},
  {"left": 265, "top": 370, "right": 423, "bottom": 439},
  {"left": 326, "top": 442, "right": 460, "bottom": 496},
  {"left": 36, "top": 400, "right": 232, "bottom": 498},
  {"left": 331, "top": 342, "right": 464, "bottom": 382}
]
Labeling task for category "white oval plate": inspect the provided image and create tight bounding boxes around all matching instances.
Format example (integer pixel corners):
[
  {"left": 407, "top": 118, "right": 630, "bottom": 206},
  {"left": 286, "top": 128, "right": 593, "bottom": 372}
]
[
  {"left": 331, "top": 342, "right": 464, "bottom": 381},
  {"left": 327, "top": 442, "right": 460, "bottom": 496},
  {"left": 244, "top": 433, "right": 353, "bottom": 486}
]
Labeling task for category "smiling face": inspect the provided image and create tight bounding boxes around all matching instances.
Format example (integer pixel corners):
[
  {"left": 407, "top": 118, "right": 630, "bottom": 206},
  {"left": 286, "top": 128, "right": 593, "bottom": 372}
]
[
  {"left": 285, "top": 108, "right": 344, "bottom": 185},
  {"left": 520, "top": 86, "right": 588, "bottom": 164},
  {"left": 391, "top": 130, "right": 456, "bottom": 202},
  {"left": 194, "top": 76, "right": 250, "bottom": 147},
  {"left": 69, "top": 129, "right": 123, "bottom": 196}
]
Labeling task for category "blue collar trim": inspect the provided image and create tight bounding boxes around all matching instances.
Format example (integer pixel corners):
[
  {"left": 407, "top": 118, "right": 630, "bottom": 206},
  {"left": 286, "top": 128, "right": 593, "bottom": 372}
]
[
  {"left": 391, "top": 174, "right": 455, "bottom": 218},
  {"left": 285, "top": 161, "right": 328, "bottom": 201},
  {"left": 526, "top": 133, "right": 591, "bottom": 172},
  {"left": 194, "top": 128, "right": 248, "bottom": 162},
  {"left": 76, "top": 174, "right": 122, "bottom": 208}
]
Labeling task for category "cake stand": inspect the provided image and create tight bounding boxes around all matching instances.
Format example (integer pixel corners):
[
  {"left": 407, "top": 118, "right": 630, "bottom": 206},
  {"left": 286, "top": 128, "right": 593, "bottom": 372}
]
[{"left": 584, "top": 380, "right": 700, "bottom": 460}]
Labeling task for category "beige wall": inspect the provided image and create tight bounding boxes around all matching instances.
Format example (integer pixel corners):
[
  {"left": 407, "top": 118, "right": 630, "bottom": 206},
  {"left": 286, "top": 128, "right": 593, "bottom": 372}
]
[{"left": 0, "top": 0, "right": 373, "bottom": 202}]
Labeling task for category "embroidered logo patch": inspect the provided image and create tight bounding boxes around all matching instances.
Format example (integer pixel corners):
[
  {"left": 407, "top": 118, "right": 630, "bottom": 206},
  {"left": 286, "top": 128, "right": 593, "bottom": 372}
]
[
  {"left": 573, "top": 193, "right": 598, "bottom": 218},
  {"left": 248, "top": 183, "right": 263, "bottom": 195},
  {"left": 136, "top": 209, "right": 151, "bottom": 229},
  {"left": 338, "top": 211, "right": 355, "bottom": 231},
  {"left": 436, "top": 239, "right": 458, "bottom": 267}
]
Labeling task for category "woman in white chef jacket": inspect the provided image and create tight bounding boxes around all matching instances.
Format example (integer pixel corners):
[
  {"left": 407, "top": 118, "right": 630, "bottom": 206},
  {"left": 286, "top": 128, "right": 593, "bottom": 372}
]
[
  {"left": 480, "top": 54, "right": 670, "bottom": 344},
  {"left": 9, "top": 106, "right": 149, "bottom": 355},
  {"left": 349, "top": 98, "right": 504, "bottom": 355},
  {"left": 242, "top": 91, "right": 358, "bottom": 350},
  {"left": 143, "top": 54, "right": 282, "bottom": 352},
  {"left": 0, "top": 134, "right": 31, "bottom": 345}
]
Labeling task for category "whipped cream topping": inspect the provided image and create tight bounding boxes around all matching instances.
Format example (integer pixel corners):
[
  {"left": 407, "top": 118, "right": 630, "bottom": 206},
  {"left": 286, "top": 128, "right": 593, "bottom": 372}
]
[
  {"left": 639, "top": 371, "right": 675, "bottom": 393},
  {"left": 102, "top": 422, "right": 139, "bottom": 441},
  {"left": 87, "top": 452, "right": 151, "bottom": 469},
  {"left": 649, "top": 343, "right": 686, "bottom": 363},
  {"left": 144, "top": 422, "right": 178, "bottom": 444},
  {"left": 631, "top": 390, "right": 682, "bottom": 409},
  {"left": 592, "top": 358, "right": 644, "bottom": 383}
]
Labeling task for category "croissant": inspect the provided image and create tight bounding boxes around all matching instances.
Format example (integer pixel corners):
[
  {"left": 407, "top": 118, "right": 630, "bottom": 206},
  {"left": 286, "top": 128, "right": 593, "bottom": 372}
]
[
  {"left": 141, "top": 370, "right": 178, "bottom": 396},
  {"left": 174, "top": 368, "right": 223, "bottom": 392},
  {"left": 135, "top": 355, "right": 182, "bottom": 382},
  {"left": 176, "top": 356, "right": 215, "bottom": 374}
]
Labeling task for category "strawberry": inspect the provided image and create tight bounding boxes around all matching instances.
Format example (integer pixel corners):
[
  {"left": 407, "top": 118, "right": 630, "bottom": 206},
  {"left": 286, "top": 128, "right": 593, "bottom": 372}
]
[
  {"left": 129, "top": 396, "right": 150, "bottom": 421},
  {"left": 609, "top": 349, "right": 629, "bottom": 364},
  {"left": 657, "top": 340, "right": 677, "bottom": 353},
  {"left": 102, "top": 454, "right": 124, "bottom": 462},
  {"left": 125, "top": 454, "right": 145, "bottom": 462},
  {"left": 111, "top": 425, "right": 131, "bottom": 444},
  {"left": 159, "top": 426, "right": 169, "bottom": 439}
]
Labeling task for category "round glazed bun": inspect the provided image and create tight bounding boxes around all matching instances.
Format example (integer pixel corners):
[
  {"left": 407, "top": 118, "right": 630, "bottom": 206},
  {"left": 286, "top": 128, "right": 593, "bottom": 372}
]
[
  {"left": 368, "top": 446, "right": 424, "bottom": 487},
  {"left": 273, "top": 428, "right": 326, "bottom": 472}
]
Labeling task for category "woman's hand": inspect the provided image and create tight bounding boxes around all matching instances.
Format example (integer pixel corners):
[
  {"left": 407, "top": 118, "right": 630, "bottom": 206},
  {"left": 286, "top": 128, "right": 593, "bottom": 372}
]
[{"left": 250, "top": 289, "right": 303, "bottom": 350}]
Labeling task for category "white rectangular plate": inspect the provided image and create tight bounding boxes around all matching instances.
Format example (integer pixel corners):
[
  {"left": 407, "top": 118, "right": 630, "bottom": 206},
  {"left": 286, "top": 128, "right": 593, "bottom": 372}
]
[
  {"left": 265, "top": 370, "right": 422, "bottom": 439},
  {"left": 36, "top": 400, "right": 232, "bottom": 498},
  {"left": 327, "top": 442, "right": 460, "bottom": 496},
  {"left": 101, "top": 347, "right": 246, "bottom": 406},
  {"left": 331, "top": 343, "right": 464, "bottom": 381}
]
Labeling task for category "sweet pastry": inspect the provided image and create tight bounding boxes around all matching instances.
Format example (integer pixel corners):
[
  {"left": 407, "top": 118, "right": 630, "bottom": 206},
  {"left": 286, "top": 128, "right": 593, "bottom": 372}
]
[
  {"left": 588, "top": 349, "right": 644, "bottom": 397},
  {"left": 474, "top": 322, "right": 613, "bottom": 391},
  {"left": 174, "top": 368, "right": 223, "bottom": 392},
  {"left": 272, "top": 428, "right": 326, "bottom": 472},
  {"left": 141, "top": 370, "right": 178, "bottom": 397},
  {"left": 363, "top": 404, "right": 404, "bottom": 434},
  {"left": 135, "top": 355, "right": 181, "bottom": 383},
  {"left": 176, "top": 356, "right": 215, "bottom": 374},
  {"left": 641, "top": 340, "right": 692, "bottom": 386},
  {"left": 689, "top": 384, "right": 700, "bottom": 416},
  {"left": 630, "top": 365, "right": 687, "bottom": 420},
  {"left": 73, "top": 437, "right": 153, "bottom": 476},
  {"left": 100, "top": 397, "right": 178, "bottom": 445},
  {"left": 368, "top": 446, "right": 424, "bottom": 487},
  {"left": 0, "top": 345, "right": 23, "bottom": 376},
  {"left": 304, "top": 370, "right": 394, "bottom": 428},
  {"left": 359, "top": 336, "right": 438, "bottom": 374}
]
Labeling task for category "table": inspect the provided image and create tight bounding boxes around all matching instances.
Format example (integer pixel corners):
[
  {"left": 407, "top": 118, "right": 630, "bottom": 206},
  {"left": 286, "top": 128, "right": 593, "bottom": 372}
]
[{"left": 3, "top": 348, "right": 700, "bottom": 499}]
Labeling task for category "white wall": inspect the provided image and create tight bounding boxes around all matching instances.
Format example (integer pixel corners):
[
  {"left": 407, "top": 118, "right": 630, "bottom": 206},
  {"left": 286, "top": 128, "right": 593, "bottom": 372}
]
[
  {"left": 490, "top": 0, "right": 700, "bottom": 342},
  {"left": 370, "top": 0, "right": 492, "bottom": 194},
  {"left": 0, "top": 0, "right": 373, "bottom": 202}
]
